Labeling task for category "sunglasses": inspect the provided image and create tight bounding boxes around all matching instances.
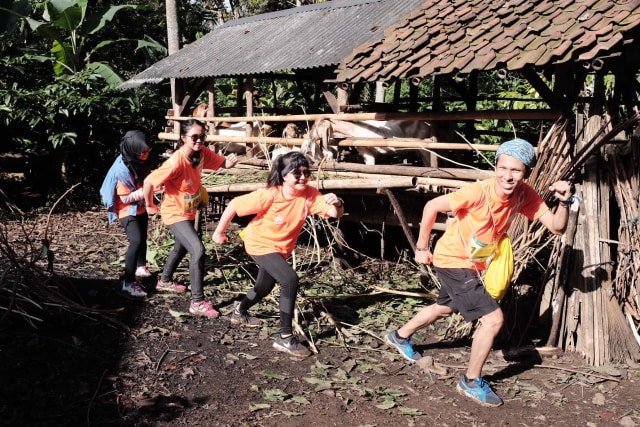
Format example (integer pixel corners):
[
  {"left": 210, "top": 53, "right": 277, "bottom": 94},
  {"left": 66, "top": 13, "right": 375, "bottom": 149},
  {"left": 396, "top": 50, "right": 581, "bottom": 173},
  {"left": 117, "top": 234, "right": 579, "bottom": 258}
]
[
  {"left": 291, "top": 169, "right": 311, "bottom": 179},
  {"left": 187, "top": 133, "right": 207, "bottom": 142}
]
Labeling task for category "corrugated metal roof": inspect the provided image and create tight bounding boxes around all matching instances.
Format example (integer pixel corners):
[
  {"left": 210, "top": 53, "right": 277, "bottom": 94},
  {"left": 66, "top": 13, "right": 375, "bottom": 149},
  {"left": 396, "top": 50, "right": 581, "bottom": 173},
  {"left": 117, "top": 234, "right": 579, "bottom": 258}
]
[
  {"left": 336, "top": 0, "right": 640, "bottom": 83},
  {"left": 119, "top": 0, "right": 425, "bottom": 89}
]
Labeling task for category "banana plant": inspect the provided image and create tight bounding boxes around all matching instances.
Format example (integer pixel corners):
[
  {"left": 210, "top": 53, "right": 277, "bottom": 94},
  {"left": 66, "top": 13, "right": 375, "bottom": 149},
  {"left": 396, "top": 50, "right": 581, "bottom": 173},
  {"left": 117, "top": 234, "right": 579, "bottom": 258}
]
[{"left": 3, "top": 0, "right": 154, "bottom": 86}]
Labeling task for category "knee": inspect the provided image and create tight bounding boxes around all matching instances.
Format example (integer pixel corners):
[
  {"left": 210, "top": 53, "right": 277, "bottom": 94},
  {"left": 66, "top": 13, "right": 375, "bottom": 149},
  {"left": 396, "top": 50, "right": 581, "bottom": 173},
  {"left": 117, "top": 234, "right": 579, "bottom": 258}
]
[
  {"left": 286, "top": 270, "right": 300, "bottom": 286},
  {"left": 482, "top": 310, "right": 504, "bottom": 333},
  {"left": 280, "top": 272, "right": 300, "bottom": 290},
  {"left": 191, "top": 243, "right": 206, "bottom": 261}
]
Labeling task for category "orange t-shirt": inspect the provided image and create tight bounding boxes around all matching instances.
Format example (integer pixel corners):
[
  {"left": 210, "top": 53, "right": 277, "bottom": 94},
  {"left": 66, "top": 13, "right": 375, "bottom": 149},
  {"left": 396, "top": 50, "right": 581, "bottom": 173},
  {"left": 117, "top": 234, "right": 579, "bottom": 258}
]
[
  {"left": 235, "top": 186, "right": 334, "bottom": 257},
  {"left": 145, "top": 147, "right": 226, "bottom": 225},
  {"left": 433, "top": 178, "right": 548, "bottom": 270},
  {"left": 115, "top": 181, "right": 144, "bottom": 219}
]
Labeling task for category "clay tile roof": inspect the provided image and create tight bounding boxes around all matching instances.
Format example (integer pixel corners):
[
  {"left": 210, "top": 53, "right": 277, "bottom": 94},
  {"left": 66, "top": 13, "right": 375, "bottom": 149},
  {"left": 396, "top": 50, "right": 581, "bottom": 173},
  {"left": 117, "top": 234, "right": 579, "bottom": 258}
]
[{"left": 336, "top": 0, "right": 640, "bottom": 83}]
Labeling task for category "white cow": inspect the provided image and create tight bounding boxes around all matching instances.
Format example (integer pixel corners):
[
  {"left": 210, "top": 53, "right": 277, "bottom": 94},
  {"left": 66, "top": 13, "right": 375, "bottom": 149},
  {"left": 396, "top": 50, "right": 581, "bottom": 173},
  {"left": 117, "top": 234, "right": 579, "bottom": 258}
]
[
  {"left": 191, "top": 103, "right": 271, "bottom": 155},
  {"left": 302, "top": 118, "right": 438, "bottom": 166},
  {"left": 211, "top": 121, "right": 271, "bottom": 155}
]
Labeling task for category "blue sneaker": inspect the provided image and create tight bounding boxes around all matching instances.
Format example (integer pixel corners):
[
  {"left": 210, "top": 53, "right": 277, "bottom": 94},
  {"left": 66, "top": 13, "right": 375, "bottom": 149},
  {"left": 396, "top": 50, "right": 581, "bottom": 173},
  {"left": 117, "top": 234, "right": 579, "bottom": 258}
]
[
  {"left": 456, "top": 375, "right": 503, "bottom": 407},
  {"left": 385, "top": 331, "right": 422, "bottom": 362}
]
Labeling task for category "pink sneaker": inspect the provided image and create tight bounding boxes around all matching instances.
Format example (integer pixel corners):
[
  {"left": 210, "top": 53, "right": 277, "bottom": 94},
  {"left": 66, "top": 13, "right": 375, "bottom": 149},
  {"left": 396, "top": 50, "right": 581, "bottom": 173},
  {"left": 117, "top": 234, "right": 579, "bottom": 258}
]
[
  {"left": 189, "top": 300, "right": 219, "bottom": 319},
  {"left": 156, "top": 279, "right": 187, "bottom": 293},
  {"left": 135, "top": 266, "right": 152, "bottom": 278}
]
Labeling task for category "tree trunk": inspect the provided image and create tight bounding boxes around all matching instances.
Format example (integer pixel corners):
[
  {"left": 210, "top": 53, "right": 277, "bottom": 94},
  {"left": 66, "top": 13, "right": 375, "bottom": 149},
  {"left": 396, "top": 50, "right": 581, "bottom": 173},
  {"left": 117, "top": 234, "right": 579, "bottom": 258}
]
[{"left": 166, "top": 0, "right": 181, "bottom": 118}]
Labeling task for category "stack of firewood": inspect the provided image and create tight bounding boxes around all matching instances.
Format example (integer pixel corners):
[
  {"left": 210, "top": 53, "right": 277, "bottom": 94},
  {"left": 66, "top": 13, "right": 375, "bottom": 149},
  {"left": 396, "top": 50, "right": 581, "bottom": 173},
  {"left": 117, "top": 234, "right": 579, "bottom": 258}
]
[{"left": 508, "top": 113, "right": 640, "bottom": 365}]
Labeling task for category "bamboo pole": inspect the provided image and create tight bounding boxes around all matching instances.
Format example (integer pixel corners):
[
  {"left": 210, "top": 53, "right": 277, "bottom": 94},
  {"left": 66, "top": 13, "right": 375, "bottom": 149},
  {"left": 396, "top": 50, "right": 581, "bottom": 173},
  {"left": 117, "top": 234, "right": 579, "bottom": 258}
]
[
  {"left": 158, "top": 131, "right": 500, "bottom": 152},
  {"left": 415, "top": 177, "right": 471, "bottom": 189},
  {"left": 203, "top": 177, "right": 417, "bottom": 193},
  {"left": 165, "top": 109, "right": 562, "bottom": 123},
  {"left": 158, "top": 132, "right": 306, "bottom": 145},
  {"left": 337, "top": 138, "right": 499, "bottom": 151},
  {"left": 238, "top": 158, "right": 492, "bottom": 180},
  {"left": 545, "top": 198, "right": 580, "bottom": 347}
]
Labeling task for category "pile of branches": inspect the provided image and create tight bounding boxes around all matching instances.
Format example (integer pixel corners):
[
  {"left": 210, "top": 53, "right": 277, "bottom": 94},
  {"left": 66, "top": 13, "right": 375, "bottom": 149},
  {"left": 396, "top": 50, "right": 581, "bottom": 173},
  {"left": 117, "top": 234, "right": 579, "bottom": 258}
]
[
  {"left": 0, "top": 190, "right": 126, "bottom": 330},
  {"left": 607, "top": 128, "right": 640, "bottom": 348},
  {"left": 505, "top": 113, "right": 640, "bottom": 363}
]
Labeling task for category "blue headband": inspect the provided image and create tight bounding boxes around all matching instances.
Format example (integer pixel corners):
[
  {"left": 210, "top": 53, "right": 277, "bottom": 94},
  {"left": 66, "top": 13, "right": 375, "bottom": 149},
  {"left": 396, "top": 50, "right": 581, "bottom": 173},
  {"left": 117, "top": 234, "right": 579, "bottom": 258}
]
[{"left": 496, "top": 138, "right": 536, "bottom": 168}]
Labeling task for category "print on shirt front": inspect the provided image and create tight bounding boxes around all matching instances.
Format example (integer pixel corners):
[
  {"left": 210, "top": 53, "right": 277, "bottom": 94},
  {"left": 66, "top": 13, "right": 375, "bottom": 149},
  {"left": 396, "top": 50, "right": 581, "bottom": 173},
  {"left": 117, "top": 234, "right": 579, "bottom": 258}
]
[
  {"left": 184, "top": 189, "right": 201, "bottom": 214},
  {"left": 433, "top": 178, "right": 548, "bottom": 270},
  {"left": 235, "top": 186, "right": 333, "bottom": 258}
]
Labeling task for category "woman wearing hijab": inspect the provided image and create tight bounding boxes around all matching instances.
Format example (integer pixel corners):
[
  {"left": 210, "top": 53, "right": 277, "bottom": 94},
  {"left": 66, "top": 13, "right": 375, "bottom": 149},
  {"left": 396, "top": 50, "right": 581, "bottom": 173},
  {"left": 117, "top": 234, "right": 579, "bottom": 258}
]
[{"left": 100, "top": 130, "right": 153, "bottom": 298}]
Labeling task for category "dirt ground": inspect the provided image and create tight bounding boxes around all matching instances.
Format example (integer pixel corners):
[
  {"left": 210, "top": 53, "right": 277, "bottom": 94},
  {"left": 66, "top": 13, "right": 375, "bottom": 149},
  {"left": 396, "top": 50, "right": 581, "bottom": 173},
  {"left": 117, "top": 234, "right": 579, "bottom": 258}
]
[{"left": 1, "top": 208, "right": 640, "bottom": 427}]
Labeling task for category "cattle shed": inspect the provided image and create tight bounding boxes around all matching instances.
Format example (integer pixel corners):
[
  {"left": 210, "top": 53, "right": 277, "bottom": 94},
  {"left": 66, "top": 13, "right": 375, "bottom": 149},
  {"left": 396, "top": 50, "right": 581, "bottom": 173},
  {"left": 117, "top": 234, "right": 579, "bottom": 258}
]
[{"left": 121, "top": 0, "right": 640, "bottom": 366}]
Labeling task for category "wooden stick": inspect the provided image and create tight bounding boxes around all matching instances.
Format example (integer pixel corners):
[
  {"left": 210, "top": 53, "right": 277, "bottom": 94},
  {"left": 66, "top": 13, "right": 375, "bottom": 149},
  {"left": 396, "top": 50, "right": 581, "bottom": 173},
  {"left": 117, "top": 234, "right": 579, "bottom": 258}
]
[
  {"left": 437, "top": 361, "right": 621, "bottom": 382},
  {"left": 372, "top": 286, "right": 438, "bottom": 299}
]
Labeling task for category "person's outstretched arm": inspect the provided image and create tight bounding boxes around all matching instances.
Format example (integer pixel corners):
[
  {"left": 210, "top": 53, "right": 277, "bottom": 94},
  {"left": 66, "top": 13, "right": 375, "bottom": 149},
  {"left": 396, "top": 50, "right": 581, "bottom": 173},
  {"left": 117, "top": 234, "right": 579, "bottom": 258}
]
[{"left": 212, "top": 199, "right": 238, "bottom": 244}]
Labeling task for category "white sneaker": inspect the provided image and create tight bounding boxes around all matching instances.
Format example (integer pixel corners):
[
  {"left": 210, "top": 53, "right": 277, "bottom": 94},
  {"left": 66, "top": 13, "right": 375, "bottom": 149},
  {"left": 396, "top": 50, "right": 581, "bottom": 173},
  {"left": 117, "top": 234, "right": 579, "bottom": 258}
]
[
  {"left": 135, "top": 266, "right": 152, "bottom": 278},
  {"left": 122, "top": 281, "right": 147, "bottom": 298}
]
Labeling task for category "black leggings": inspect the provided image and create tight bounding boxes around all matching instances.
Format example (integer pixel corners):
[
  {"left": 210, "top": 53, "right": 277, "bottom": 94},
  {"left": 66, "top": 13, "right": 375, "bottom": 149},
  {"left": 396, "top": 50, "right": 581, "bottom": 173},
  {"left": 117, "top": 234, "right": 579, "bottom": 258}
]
[
  {"left": 120, "top": 212, "right": 149, "bottom": 283},
  {"left": 163, "top": 220, "right": 206, "bottom": 301},
  {"left": 239, "top": 252, "right": 300, "bottom": 336}
]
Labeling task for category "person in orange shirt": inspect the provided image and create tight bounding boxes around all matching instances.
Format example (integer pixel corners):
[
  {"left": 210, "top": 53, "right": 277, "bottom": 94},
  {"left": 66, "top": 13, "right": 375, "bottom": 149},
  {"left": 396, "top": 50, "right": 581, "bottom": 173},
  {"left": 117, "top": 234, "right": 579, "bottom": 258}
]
[
  {"left": 385, "top": 138, "right": 575, "bottom": 407},
  {"left": 143, "top": 118, "right": 237, "bottom": 319},
  {"left": 213, "top": 151, "right": 345, "bottom": 357},
  {"left": 100, "top": 130, "right": 154, "bottom": 298}
]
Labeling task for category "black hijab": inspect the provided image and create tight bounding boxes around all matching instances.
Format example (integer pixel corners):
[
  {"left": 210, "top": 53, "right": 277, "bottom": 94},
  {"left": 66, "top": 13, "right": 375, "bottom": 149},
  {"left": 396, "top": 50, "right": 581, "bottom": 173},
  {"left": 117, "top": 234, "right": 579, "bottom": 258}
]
[{"left": 120, "top": 130, "right": 151, "bottom": 182}]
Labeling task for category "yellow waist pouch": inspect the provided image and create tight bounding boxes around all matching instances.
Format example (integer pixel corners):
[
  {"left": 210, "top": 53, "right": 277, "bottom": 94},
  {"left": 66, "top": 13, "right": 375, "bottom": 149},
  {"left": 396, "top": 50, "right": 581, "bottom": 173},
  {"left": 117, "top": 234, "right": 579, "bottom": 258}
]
[{"left": 483, "top": 235, "right": 514, "bottom": 301}]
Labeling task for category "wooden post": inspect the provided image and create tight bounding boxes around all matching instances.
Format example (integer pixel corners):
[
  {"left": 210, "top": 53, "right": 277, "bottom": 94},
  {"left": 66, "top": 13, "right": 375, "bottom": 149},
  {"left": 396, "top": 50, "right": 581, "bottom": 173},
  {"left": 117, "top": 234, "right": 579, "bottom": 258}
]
[
  {"left": 375, "top": 81, "right": 386, "bottom": 103},
  {"left": 207, "top": 80, "right": 216, "bottom": 119},
  {"left": 337, "top": 84, "right": 348, "bottom": 113},
  {"left": 244, "top": 77, "right": 256, "bottom": 157}
]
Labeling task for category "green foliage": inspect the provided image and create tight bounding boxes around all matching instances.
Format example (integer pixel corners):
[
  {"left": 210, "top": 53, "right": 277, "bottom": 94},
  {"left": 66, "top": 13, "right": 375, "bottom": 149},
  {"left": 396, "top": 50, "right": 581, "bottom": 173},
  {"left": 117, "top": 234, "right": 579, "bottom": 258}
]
[
  {"left": 234, "top": 0, "right": 328, "bottom": 16},
  {"left": 22, "top": 0, "right": 141, "bottom": 81},
  {"left": 0, "top": 0, "right": 172, "bottom": 198}
]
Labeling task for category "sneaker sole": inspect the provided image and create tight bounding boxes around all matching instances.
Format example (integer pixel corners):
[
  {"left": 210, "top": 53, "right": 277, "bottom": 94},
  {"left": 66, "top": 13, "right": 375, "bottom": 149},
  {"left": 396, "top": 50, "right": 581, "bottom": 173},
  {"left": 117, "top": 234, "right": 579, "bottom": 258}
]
[
  {"left": 456, "top": 384, "right": 504, "bottom": 407},
  {"left": 156, "top": 286, "right": 187, "bottom": 294},
  {"left": 272, "top": 342, "right": 312, "bottom": 358},
  {"left": 384, "top": 335, "right": 419, "bottom": 363},
  {"left": 120, "top": 291, "right": 147, "bottom": 300},
  {"left": 189, "top": 310, "right": 220, "bottom": 319}
]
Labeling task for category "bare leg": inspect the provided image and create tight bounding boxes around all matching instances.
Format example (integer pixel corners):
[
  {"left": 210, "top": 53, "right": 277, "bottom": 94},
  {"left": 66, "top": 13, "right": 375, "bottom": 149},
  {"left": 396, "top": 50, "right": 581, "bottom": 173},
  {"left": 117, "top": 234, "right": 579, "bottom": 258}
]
[
  {"left": 397, "top": 303, "right": 453, "bottom": 338},
  {"left": 466, "top": 307, "right": 503, "bottom": 378}
]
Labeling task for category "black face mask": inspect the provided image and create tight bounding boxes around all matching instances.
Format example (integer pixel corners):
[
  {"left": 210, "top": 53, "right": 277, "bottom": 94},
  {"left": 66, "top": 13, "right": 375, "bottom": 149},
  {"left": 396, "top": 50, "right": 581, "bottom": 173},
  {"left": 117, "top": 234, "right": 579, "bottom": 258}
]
[{"left": 120, "top": 130, "right": 150, "bottom": 181}]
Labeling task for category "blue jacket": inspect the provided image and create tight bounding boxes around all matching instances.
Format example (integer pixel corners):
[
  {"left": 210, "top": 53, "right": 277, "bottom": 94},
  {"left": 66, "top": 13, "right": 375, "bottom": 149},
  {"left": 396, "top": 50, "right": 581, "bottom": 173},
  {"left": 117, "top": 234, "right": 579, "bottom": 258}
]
[{"left": 100, "top": 155, "right": 139, "bottom": 224}]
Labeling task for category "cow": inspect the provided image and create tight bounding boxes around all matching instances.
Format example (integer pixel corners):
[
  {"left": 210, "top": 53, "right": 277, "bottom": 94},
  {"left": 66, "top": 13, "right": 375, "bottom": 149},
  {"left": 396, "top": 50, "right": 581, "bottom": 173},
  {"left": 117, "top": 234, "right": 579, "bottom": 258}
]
[
  {"left": 212, "top": 121, "right": 272, "bottom": 156},
  {"left": 271, "top": 123, "right": 302, "bottom": 161},
  {"left": 302, "top": 118, "right": 440, "bottom": 166},
  {"left": 190, "top": 103, "right": 272, "bottom": 155}
]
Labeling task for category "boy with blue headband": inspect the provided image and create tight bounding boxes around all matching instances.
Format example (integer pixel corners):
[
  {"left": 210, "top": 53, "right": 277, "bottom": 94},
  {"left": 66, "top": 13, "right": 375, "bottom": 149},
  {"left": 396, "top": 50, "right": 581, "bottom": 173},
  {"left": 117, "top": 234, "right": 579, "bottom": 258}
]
[{"left": 385, "top": 138, "right": 574, "bottom": 407}]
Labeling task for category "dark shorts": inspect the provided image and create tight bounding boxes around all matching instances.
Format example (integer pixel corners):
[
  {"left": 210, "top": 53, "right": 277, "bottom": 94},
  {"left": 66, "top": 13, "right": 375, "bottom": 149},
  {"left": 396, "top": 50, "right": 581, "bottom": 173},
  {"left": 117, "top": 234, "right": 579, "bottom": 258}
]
[{"left": 433, "top": 266, "right": 499, "bottom": 323}]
